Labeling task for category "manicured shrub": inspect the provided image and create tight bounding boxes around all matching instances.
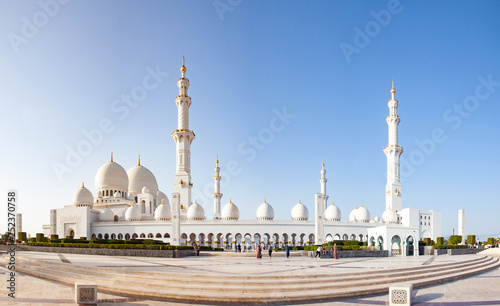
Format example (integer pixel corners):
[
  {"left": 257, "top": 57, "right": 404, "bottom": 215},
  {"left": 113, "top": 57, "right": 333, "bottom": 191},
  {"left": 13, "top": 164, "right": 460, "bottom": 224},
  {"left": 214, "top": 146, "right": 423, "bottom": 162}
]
[
  {"left": 36, "top": 233, "right": 45, "bottom": 242},
  {"left": 449, "top": 235, "right": 462, "bottom": 245},
  {"left": 436, "top": 237, "right": 444, "bottom": 246},
  {"left": 50, "top": 234, "right": 59, "bottom": 240},
  {"left": 487, "top": 237, "right": 495, "bottom": 245},
  {"left": 18, "top": 232, "right": 27, "bottom": 242},
  {"left": 467, "top": 235, "right": 476, "bottom": 245},
  {"left": 423, "top": 238, "right": 432, "bottom": 245}
]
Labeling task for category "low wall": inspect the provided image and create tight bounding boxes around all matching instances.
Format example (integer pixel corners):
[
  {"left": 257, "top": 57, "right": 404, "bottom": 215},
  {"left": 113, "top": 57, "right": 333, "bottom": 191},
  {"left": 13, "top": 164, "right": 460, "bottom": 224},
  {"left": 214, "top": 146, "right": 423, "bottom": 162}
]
[
  {"left": 307, "top": 250, "right": 388, "bottom": 258},
  {"left": 14, "top": 245, "right": 195, "bottom": 258},
  {"left": 447, "top": 248, "right": 485, "bottom": 256}
]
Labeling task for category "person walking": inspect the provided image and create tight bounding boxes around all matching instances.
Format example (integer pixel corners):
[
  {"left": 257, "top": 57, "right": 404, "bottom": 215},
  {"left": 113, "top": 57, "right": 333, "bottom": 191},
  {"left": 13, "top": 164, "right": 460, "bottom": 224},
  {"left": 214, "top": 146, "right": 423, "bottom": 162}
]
[
  {"left": 256, "top": 244, "right": 261, "bottom": 259},
  {"left": 285, "top": 244, "right": 290, "bottom": 259},
  {"left": 237, "top": 244, "right": 241, "bottom": 253},
  {"left": 196, "top": 245, "right": 200, "bottom": 256},
  {"left": 315, "top": 246, "right": 321, "bottom": 258},
  {"left": 234, "top": 243, "right": 238, "bottom": 253},
  {"left": 268, "top": 244, "right": 273, "bottom": 258}
]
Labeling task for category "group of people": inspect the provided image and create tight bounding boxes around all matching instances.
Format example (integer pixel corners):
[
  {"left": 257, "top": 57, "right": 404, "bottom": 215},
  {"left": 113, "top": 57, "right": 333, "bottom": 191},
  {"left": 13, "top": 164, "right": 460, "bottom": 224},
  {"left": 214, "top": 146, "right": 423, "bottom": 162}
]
[{"left": 255, "top": 244, "right": 291, "bottom": 259}]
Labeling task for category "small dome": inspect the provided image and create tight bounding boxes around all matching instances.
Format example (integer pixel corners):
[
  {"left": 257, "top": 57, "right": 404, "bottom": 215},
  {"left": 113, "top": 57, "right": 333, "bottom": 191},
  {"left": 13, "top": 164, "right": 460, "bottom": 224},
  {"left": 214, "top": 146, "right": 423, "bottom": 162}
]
[
  {"left": 72, "top": 184, "right": 94, "bottom": 207},
  {"left": 100, "top": 206, "right": 114, "bottom": 222},
  {"left": 373, "top": 216, "right": 380, "bottom": 222},
  {"left": 221, "top": 199, "right": 239, "bottom": 220},
  {"left": 157, "top": 190, "right": 168, "bottom": 205},
  {"left": 349, "top": 206, "right": 358, "bottom": 222},
  {"left": 142, "top": 185, "right": 150, "bottom": 194},
  {"left": 155, "top": 199, "right": 171, "bottom": 221},
  {"left": 114, "top": 191, "right": 121, "bottom": 198},
  {"left": 325, "top": 202, "right": 341, "bottom": 221},
  {"left": 187, "top": 200, "right": 205, "bottom": 220},
  {"left": 382, "top": 207, "right": 397, "bottom": 224},
  {"left": 125, "top": 204, "right": 141, "bottom": 221},
  {"left": 97, "top": 191, "right": 103, "bottom": 198},
  {"left": 127, "top": 163, "right": 158, "bottom": 196},
  {"left": 355, "top": 204, "right": 370, "bottom": 223},
  {"left": 257, "top": 200, "right": 274, "bottom": 220},
  {"left": 291, "top": 200, "right": 309, "bottom": 221},
  {"left": 95, "top": 157, "right": 129, "bottom": 191}
]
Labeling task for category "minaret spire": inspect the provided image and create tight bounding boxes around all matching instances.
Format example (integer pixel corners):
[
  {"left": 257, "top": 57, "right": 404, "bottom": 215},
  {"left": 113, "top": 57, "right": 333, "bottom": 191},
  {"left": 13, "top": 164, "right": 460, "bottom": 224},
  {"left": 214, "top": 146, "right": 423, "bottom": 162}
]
[
  {"left": 383, "top": 80, "right": 403, "bottom": 212},
  {"left": 320, "top": 160, "right": 327, "bottom": 196},
  {"left": 172, "top": 56, "right": 195, "bottom": 212},
  {"left": 212, "top": 155, "right": 223, "bottom": 220}
]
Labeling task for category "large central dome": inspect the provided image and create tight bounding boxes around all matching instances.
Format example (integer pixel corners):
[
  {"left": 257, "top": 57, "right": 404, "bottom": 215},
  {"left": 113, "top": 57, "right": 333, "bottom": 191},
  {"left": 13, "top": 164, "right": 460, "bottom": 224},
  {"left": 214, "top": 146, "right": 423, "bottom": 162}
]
[
  {"left": 127, "top": 160, "right": 158, "bottom": 195},
  {"left": 95, "top": 156, "right": 129, "bottom": 191}
]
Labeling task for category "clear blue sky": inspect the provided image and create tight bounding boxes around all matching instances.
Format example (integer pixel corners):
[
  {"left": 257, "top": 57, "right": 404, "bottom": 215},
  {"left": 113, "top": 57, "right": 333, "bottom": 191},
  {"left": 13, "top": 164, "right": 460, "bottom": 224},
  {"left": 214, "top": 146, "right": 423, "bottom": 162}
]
[{"left": 1, "top": 0, "right": 499, "bottom": 240}]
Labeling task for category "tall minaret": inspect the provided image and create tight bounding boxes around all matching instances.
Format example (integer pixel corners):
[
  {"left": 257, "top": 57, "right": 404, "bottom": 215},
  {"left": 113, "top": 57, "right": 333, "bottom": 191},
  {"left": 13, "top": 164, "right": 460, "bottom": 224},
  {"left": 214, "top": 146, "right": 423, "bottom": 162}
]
[
  {"left": 212, "top": 156, "right": 223, "bottom": 220},
  {"left": 315, "top": 161, "right": 329, "bottom": 245},
  {"left": 172, "top": 57, "right": 195, "bottom": 213},
  {"left": 383, "top": 81, "right": 403, "bottom": 212},
  {"left": 320, "top": 160, "right": 327, "bottom": 200}
]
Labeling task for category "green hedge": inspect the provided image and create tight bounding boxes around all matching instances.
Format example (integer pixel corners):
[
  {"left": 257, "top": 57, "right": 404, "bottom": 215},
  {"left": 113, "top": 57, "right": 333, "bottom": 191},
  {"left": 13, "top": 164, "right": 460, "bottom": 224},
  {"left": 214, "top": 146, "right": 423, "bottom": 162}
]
[
  {"left": 433, "top": 245, "right": 469, "bottom": 249},
  {"left": 436, "top": 237, "right": 444, "bottom": 246},
  {"left": 487, "top": 238, "right": 495, "bottom": 245},
  {"left": 24, "top": 242, "right": 205, "bottom": 251}
]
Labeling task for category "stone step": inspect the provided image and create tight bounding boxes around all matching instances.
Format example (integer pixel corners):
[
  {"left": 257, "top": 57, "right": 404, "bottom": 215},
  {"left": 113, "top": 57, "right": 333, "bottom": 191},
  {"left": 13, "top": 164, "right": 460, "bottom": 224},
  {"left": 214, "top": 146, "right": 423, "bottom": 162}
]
[
  {"left": 13, "top": 256, "right": 496, "bottom": 304},
  {"left": 2, "top": 254, "right": 493, "bottom": 292},
  {"left": 3, "top": 254, "right": 498, "bottom": 301},
  {"left": 5, "top": 254, "right": 492, "bottom": 292},
  {"left": 5, "top": 253, "right": 489, "bottom": 283}
]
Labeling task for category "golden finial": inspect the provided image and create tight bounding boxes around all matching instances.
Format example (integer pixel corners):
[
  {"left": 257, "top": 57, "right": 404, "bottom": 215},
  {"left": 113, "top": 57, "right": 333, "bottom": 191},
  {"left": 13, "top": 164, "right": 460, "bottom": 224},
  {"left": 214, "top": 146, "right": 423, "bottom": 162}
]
[
  {"left": 110, "top": 152, "right": 113, "bottom": 162},
  {"left": 194, "top": 199, "right": 198, "bottom": 204},
  {"left": 355, "top": 205, "right": 358, "bottom": 209},
  {"left": 81, "top": 182, "right": 85, "bottom": 188},
  {"left": 264, "top": 198, "right": 267, "bottom": 203},
  {"left": 161, "top": 199, "right": 165, "bottom": 205},
  {"left": 230, "top": 198, "right": 232, "bottom": 203},
  {"left": 138, "top": 155, "right": 141, "bottom": 166},
  {"left": 181, "top": 56, "right": 186, "bottom": 73},
  {"left": 322, "top": 160, "right": 325, "bottom": 167},
  {"left": 216, "top": 155, "right": 219, "bottom": 164},
  {"left": 299, "top": 199, "right": 301, "bottom": 204},
  {"left": 391, "top": 80, "right": 396, "bottom": 95},
  {"left": 361, "top": 203, "right": 364, "bottom": 207},
  {"left": 332, "top": 201, "right": 335, "bottom": 206}
]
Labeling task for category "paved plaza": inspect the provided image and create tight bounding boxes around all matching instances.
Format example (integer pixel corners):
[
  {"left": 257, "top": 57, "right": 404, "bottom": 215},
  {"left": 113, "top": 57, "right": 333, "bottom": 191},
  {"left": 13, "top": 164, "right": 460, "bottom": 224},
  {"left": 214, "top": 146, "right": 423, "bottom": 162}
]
[{"left": 1, "top": 251, "right": 500, "bottom": 305}]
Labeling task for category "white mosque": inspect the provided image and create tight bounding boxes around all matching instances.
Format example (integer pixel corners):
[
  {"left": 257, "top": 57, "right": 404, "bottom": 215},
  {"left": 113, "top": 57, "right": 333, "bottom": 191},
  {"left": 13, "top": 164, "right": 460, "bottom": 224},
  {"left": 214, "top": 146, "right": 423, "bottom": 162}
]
[{"left": 43, "top": 59, "right": 441, "bottom": 256}]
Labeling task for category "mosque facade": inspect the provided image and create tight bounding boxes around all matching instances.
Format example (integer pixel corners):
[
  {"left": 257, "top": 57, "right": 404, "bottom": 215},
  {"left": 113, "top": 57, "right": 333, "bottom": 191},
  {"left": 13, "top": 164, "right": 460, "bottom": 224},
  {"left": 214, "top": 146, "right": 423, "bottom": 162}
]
[{"left": 43, "top": 59, "right": 441, "bottom": 255}]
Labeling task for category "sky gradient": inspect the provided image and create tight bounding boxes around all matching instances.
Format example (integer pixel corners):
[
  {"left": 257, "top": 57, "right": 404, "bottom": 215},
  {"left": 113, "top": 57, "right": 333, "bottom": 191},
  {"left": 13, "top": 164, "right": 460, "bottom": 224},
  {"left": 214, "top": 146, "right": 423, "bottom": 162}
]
[{"left": 1, "top": 0, "right": 499, "bottom": 240}]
